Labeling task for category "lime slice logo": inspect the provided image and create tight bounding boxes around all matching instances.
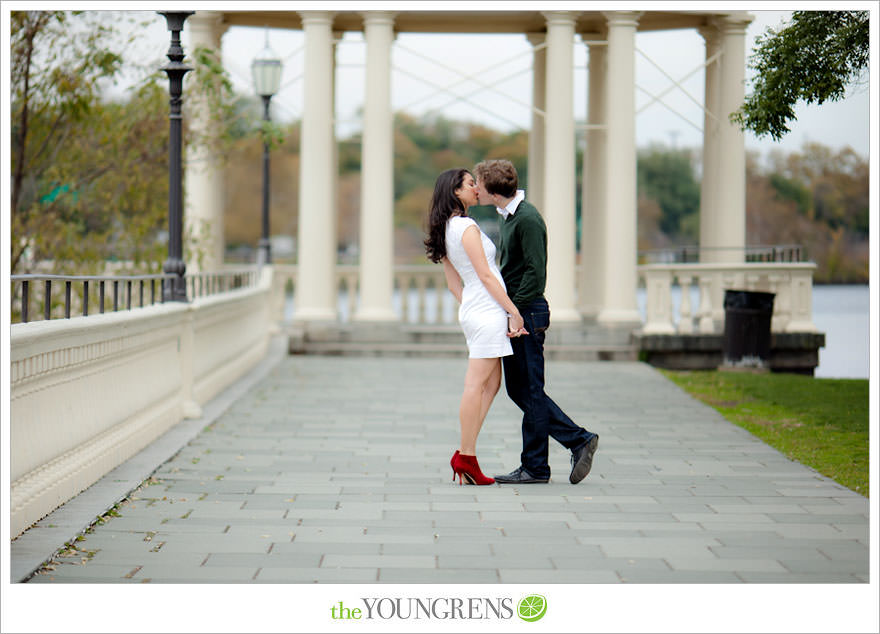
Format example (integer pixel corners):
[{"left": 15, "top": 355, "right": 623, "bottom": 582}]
[{"left": 517, "top": 594, "right": 547, "bottom": 622}]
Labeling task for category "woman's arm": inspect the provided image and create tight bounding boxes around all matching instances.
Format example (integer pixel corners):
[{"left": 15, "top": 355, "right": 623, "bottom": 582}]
[
  {"left": 461, "top": 225, "right": 526, "bottom": 335},
  {"left": 442, "top": 257, "right": 463, "bottom": 304}
]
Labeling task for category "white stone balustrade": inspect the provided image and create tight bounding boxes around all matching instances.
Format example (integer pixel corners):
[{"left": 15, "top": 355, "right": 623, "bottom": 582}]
[
  {"left": 638, "top": 262, "right": 818, "bottom": 335},
  {"left": 9, "top": 267, "right": 274, "bottom": 537},
  {"left": 274, "top": 264, "right": 452, "bottom": 325}
]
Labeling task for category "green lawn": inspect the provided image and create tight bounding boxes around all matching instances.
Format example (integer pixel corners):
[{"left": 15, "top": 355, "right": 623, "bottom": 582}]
[{"left": 660, "top": 369, "right": 869, "bottom": 497}]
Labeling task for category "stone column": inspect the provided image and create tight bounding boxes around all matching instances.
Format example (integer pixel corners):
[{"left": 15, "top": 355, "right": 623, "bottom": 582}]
[
  {"left": 526, "top": 33, "right": 545, "bottom": 213},
  {"left": 698, "top": 24, "right": 722, "bottom": 264},
  {"left": 713, "top": 12, "right": 753, "bottom": 263},
  {"left": 295, "top": 11, "right": 337, "bottom": 322},
  {"left": 597, "top": 10, "right": 642, "bottom": 327},
  {"left": 355, "top": 12, "right": 397, "bottom": 322},
  {"left": 541, "top": 11, "right": 580, "bottom": 323},
  {"left": 184, "top": 11, "right": 227, "bottom": 273},
  {"left": 579, "top": 34, "right": 607, "bottom": 320}
]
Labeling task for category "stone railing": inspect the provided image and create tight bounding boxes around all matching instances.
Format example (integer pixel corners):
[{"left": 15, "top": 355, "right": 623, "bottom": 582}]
[
  {"left": 9, "top": 267, "right": 275, "bottom": 537},
  {"left": 273, "top": 264, "right": 453, "bottom": 325},
  {"left": 638, "top": 262, "right": 818, "bottom": 335}
]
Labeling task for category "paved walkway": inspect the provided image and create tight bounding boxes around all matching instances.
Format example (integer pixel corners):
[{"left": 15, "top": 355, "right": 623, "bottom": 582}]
[{"left": 19, "top": 350, "right": 869, "bottom": 584}]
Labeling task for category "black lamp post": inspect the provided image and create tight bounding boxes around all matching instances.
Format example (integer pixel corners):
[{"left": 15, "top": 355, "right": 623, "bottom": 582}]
[
  {"left": 251, "top": 33, "right": 282, "bottom": 266},
  {"left": 159, "top": 11, "right": 194, "bottom": 301}
]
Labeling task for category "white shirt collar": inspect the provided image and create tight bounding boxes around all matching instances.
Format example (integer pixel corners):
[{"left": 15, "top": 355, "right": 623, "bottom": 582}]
[{"left": 496, "top": 189, "right": 525, "bottom": 220}]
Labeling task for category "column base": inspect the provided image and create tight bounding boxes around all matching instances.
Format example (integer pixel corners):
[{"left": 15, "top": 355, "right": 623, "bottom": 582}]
[
  {"left": 597, "top": 307, "right": 643, "bottom": 328},
  {"left": 353, "top": 306, "right": 398, "bottom": 322},
  {"left": 293, "top": 306, "right": 337, "bottom": 322},
  {"left": 549, "top": 306, "right": 583, "bottom": 323}
]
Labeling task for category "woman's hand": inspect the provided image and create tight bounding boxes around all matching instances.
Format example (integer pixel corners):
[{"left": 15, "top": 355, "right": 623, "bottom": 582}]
[{"left": 507, "top": 312, "right": 528, "bottom": 337}]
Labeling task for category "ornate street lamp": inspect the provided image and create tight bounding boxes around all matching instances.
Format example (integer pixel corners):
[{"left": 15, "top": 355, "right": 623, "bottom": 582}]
[
  {"left": 251, "top": 32, "right": 283, "bottom": 266},
  {"left": 159, "top": 11, "right": 194, "bottom": 301}
]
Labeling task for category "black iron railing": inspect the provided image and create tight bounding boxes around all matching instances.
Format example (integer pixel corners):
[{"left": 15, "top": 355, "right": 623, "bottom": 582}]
[
  {"left": 638, "top": 245, "right": 805, "bottom": 265},
  {"left": 10, "top": 269, "right": 260, "bottom": 324}
]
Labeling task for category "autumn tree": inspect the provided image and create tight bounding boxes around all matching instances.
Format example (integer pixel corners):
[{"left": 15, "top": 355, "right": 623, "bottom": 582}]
[
  {"left": 732, "top": 10, "right": 869, "bottom": 140},
  {"left": 10, "top": 11, "right": 255, "bottom": 276}
]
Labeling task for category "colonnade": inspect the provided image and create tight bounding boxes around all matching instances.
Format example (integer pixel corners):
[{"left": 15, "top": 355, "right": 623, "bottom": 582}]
[{"left": 183, "top": 10, "right": 753, "bottom": 328}]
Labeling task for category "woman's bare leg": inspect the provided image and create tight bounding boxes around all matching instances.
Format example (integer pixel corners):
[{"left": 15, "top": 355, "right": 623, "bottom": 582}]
[
  {"left": 477, "top": 359, "right": 502, "bottom": 427},
  {"left": 459, "top": 357, "right": 501, "bottom": 455}
]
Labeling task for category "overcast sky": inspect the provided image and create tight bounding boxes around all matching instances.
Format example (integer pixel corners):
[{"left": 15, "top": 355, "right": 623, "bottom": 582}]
[{"left": 113, "top": 3, "right": 870, "bottom": 159}]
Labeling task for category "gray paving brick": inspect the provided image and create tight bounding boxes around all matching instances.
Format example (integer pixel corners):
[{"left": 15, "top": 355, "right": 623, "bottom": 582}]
[
  {"left": 322, "top": 554, "right": 436, "bottom": 569},
  {"left": 203, "top": 553, "right": 322, "bottom": 567},
  {"left": 254, "top": 567, "right": 378, "bottom": 582},
  {"left": 133, "top": 565, "right": 259, "bottom": 581},
  {"left": 378, "top": 568, "right": 498, "bottom": 583},
  {"left": 499, "top": 569, "right": 620, "bottom": 583},
  {"left": 665, "top": 557, "right": 787, "bottom": 572},
  {"left": 271, "top": 542, "right": 381, "bottom": 555}
]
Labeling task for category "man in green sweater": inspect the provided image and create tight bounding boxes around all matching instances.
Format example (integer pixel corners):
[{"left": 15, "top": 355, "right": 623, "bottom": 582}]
[{"left": 473, "top": 159, "right": 599, "bottom": 484}]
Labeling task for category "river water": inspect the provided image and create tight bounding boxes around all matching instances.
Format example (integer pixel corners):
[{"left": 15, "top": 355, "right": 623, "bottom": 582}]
[{"left": 810, "top": 285, "right": 870, "bottom": 379}]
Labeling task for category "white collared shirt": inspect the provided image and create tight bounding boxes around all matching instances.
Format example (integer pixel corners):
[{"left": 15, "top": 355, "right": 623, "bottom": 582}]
[{"left": 496, "top": 189, "right": 525, "bottom": 220}]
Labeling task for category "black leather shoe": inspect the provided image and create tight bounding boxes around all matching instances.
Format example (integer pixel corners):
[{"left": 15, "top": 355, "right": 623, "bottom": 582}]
[
  {"left": 493, "top": 466, "right": 549, "bottom": 484},
  {"left": 570, "top": 434, "right": 599, "bottom": 484}
]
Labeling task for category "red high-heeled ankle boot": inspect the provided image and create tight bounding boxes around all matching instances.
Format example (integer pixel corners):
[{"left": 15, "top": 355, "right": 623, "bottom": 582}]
[
  {"left": 455, "top": 454, "right": 495, "bottom": 486},
  {"left": 450, "top": 450, "right": 461, "bottom": 481}
]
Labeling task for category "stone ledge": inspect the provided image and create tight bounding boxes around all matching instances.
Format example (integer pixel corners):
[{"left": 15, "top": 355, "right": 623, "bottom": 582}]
[{"left": 634, "top": 332, "right": 825, "bottom": 375}]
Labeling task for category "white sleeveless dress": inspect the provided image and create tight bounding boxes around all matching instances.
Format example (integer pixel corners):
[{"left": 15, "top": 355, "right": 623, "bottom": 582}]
[{"left": 445, "top": 216, "right": 513, "bottom": 359}]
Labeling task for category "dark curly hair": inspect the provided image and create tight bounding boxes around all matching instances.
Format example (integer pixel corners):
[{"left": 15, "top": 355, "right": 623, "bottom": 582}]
[{"left": 424, "top": 168, "right": 470, "bottom": 263}]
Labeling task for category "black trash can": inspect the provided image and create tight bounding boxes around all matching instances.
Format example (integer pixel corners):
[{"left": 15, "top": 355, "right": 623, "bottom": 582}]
[{"left": 722, "top": 290, "right": 775, "bottom": 367}]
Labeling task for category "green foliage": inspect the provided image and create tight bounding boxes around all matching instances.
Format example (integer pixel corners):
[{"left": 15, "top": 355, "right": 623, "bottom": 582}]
[
  {"left": 10, "top": 10, "right": 166, "bottom": 275},
  {"left": 637, "top": 146, "right": 700, "bottom": 240},
  {"left": 732, "top": 11, "right": 869, "bottom": 140},
  {"left": 663, "top": 370, "right": 869, "bottom": 496},
  {"left": 769, "top": 173, "right": 811, "bottom": 215},
  {"left": 749, "top": 144, "right": 868, "bottom": 281},
  {"left": 10, "top": 11, "right": 269, "bottom": 279}
]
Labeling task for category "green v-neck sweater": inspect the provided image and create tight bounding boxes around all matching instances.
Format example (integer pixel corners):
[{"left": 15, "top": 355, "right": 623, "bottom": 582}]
[{"left": 498, "top": 199, "right": 547, "bottom": 308}]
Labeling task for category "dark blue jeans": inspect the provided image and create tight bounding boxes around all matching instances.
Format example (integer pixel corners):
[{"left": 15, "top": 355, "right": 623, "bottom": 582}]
[{"left": 502, "top": 297, "right": 592, "bottom": 479}]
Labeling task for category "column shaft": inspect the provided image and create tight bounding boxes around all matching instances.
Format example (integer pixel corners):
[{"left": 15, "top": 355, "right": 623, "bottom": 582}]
[
  {"left": 527, "top": 33, "right": 546, "bottom": 213},
  {"left": 714, "top": 13, "right": 753, "bottom": 263},
  {"left": 296, "top": 12, "right": 337, "bottom": 321},
  {"left": 541, "top": 11, "right": 580, "bottom": 322},
  {"left": 579, "top": 37, "right": 607, "bottom": 319},
  {"left": 699, "top": 25, "right": 722, "bottom": 263},
  {"left": 355, "top": 13, "right": 397, "bottom": 321},
  {"left": 597, "top": 11, "right": 642, "bottom": 326},
  {"left": 184, "top": 11, "right": 227, "bottom": 273}
]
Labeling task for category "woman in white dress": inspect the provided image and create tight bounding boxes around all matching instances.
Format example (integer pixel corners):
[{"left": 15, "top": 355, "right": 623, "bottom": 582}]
[{"left": 424, "top": 168, "right": 527, "bottom": 485}]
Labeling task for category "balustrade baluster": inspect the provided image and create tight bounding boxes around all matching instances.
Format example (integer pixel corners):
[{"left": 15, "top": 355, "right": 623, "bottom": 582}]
[
  {"left": 100, "top": 281, "right": 106, "bottom": 313},
  {"left": 697, "top": 276, "right": 714, "bottom": 333},
  {"left": 127, "top": 280, "right": 132, "bottom": 310},
  {"left": 113, "top": 281, "right": 119, "bottom": 311},
  {"left": 83, "top": 281, "right": 89, "bottom": 316},
  {"left": 429, "top": 278, "right": 442, "bottom": 323},
  {"left": 346, "top": 274, "right": 357, "bottom": 322},
  {"left": 139, "top": 281, "right": 144, "bottom": 307},
  {"left": 677, "top": 275, "right": 692, "bottom": 334},
  {"left": 65, "top": 281, "right": 72, "bottom": 318},
  {"left": 397, "top": 275, "right": 409, "bottom": 323},
  {"left": 416, "top": 276, "right": 428, "bottom": 325}
]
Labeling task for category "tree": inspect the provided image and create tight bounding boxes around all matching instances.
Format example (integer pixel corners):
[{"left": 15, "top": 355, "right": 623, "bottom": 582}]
[
  {"left": 11, "top": 11, "right": 134, "bottom": 273},
  {"left": 732, "top": 11, "right": 869, "bottom": 140},
  {"left": 636, "top": 145, "right": 700, "bottom": 241},
  {"left": 10, "top": 11, "right": 257, "bottom": 276}
]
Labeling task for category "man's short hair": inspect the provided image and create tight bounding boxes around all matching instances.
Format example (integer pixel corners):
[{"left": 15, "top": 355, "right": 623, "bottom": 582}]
[{"left": 473, "top": 159, "right": 518, "bottom": 198}]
